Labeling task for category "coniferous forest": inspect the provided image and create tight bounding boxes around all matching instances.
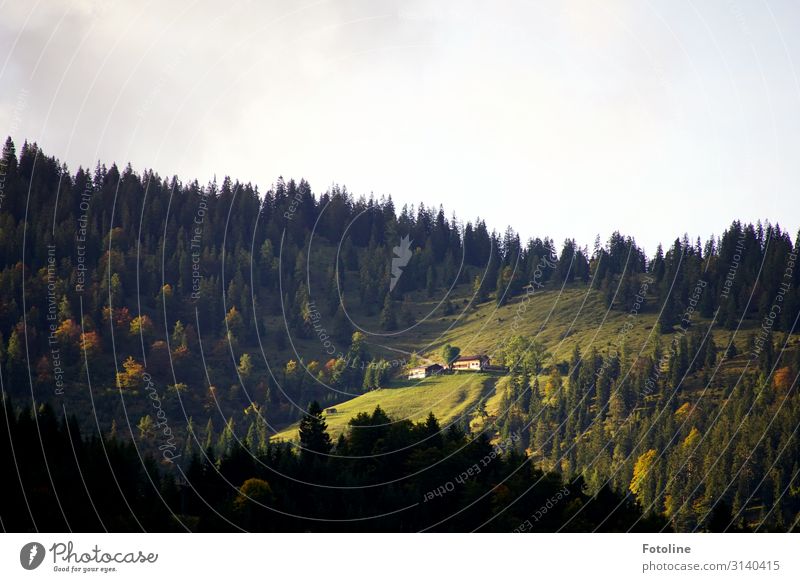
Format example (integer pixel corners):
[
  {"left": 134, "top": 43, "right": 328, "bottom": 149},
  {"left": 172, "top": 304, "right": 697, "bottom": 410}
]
[{"left": 1, "top": 137, "right": 799, "bottom": 532}]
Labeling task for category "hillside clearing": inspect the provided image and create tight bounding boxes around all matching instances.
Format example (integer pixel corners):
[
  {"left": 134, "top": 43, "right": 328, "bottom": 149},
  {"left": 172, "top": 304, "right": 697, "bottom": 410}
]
[{"left": 272, "top": 372, "right": 499, "bottom": 441}]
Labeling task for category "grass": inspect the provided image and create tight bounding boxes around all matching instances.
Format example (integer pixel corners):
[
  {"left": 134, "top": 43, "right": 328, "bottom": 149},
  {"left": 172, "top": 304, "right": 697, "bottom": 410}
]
[
  {"left": 272, "top": 372, "right": 499, "bottom": 441},
  {"left": 260, "top": 255, "right": 767, "bottom": 375},
  {"left": 268, "top": 272, "right": 795, "bottom": 439},
  {"left": 362, "top": 281, "right": 761, "bottom": 368}
]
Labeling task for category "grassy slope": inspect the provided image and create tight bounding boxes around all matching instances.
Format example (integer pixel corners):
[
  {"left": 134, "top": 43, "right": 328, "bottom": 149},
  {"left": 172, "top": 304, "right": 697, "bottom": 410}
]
[
  {"left": 272, "top": 274, "right": 797, "bottom": 441},
  {"left": 365, "top": 281, "right": 761, "bottom": 366},
  {"left": 273, "top": 372, "right": 498, "bottom": 441},
  {"left": 261, "top": 242, "right": 767, "bottom": 371}
]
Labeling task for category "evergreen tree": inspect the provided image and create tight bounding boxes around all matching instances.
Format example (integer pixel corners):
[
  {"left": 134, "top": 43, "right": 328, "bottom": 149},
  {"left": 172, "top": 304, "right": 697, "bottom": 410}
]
[
  {"left": 704, "top": 334, "right": 718, "bottom": 369},
  {"left": 298, "top": 401, "right": 333, "bottom": 458},
  {"left": 379, "top": 294, "right": 397, "bottom": 331}
]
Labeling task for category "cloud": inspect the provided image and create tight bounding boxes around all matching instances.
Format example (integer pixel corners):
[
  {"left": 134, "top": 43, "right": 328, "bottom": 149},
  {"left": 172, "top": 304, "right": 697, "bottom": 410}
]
[{"left": 1, "top": 0, "right": 799, "bottom": 252}]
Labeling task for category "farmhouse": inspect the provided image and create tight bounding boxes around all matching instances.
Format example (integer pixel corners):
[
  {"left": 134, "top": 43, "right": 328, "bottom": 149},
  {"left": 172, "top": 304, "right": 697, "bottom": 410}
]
[
  {"left": 408, "top": 363, "right": 444, "bottom": 380},
  {"left": 451, "top": 355, "right": 489, "bottom": 371}
]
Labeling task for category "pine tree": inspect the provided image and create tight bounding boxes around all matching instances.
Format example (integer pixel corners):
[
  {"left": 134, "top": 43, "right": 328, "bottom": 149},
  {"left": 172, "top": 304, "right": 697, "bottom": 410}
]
[
  {"left": 362, "top": 363, "right": 376, "bottom": 391},
  {"left": 426, "top": 266, "right": 436, "bottom": 297},
  {"left": 238, "top": 353, "right": 253, "bottom": 379},
  {"left": 298, "top": 401, "right": 333, "bottom": 459},
  {"left": 184, "top": 418, "right": 196, "bottom": 458},
  {"left": 379, "top": 294, "right": 397, "bottom": 331},
  {"left": 400, "top": 300, "right": 416, "bottom": 327},
  {"left": 657, "top": 296, "right": 677, "bottom": 334},
  {"left": 671, "top": 336, "right": 689, "bottom": 388},
  {"left": 171, "top": 320, "right": 187, "bottom": 348},
  {"left": 472, "top": 274, "right": 487, "bottom": 304},
  {"left": 495, "top": 266, "right": 512, "bottom": 306},
  {"left": 725, "top": 335, "right": 738, "bottom": 359},
  {"left": 704, "top": 334, "right": 718, "bottom": 369},
  {"left": 203, "top": 418, "right": 215, "bottom": 452},
  {"left": 758, "top": 330, "right": 774, "bottom": 373},
  {"left": 217, "top": 418, "right": 235, "bottom": 457},
  {"left": 332, "top": 304, "right": 352, "bottom": 343}
]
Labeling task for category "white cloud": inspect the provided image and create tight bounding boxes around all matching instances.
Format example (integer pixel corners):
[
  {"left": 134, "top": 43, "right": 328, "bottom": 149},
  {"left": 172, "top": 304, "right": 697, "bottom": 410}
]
[{"left": 1, "top": 0, "right": 799, "bottom": 251}]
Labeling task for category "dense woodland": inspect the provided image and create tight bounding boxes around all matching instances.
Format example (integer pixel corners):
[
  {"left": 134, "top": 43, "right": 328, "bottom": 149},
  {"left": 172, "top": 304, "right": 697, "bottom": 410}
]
[
  {"left": 0, "top": 397, "right": 668, "bottom": 532},
  {"left": 0, "top": 137, "right": 799, "bottom": 532}
]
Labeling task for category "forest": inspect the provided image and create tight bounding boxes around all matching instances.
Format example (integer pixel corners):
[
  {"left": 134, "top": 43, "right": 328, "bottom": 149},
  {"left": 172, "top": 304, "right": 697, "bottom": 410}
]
[{"left": 0, "top": 136, "right": 798, "bottom": 532}]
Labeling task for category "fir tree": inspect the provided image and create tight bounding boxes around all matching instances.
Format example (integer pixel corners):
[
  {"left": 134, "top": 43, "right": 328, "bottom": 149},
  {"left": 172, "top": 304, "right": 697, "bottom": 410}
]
[
  {"left": 298, "top": 401, "right": 333, "bottom": 458},
  {"left": 379, "top": 294, "right": 397, "bottom": 331}
]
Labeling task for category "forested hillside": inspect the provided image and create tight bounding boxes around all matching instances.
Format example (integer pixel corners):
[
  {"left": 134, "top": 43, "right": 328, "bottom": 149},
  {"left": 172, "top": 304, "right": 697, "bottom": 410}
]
[{"left": 0, "top": 137, "right": 798, "bottom": 532}]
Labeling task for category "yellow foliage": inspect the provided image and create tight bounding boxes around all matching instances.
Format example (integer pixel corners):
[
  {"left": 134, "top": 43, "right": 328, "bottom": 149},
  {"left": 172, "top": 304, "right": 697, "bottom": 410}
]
[
  {"left": 674, "top": 402, "right": 691, "bottom": 419},
  {"left": 80, "top": 331, "right": 101, "bottom": 357},
  {"left": 663, "top": 494, "right": 676, "bottom": 517},
  {"left": 630, "top": 449, "right": 657, "bottom": 497},
  {"left": 129, "top": 315, "right": 154, "bottom": 337},
  {"left": 55, "top": 318, "right": 81, "bottom": 344},
  {"left": 544, "top": 368, "right": 562, "bottom": 401},
  {"left": 116, "top": 356, "right": 145, "bottom": 389},
  {"left": 224, "top": 306, "right": 244, "bottom": 336},
  {"left": 234, "top": 478, "right": 274, "bottom": 513},
  {"left": 682, "top": 427, "right": 701, "bottom": 451}
]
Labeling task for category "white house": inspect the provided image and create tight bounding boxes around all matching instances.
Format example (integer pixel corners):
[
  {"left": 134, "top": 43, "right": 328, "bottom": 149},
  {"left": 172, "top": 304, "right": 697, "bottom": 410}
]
[{"left": 408, "top": 363, "right": 444, "bottom": 380}]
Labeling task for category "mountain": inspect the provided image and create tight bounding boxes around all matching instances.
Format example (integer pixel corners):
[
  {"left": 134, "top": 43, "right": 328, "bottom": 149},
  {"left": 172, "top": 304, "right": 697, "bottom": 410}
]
[{"left": 0, "top": 137, "right": 798, "bottom": 532}]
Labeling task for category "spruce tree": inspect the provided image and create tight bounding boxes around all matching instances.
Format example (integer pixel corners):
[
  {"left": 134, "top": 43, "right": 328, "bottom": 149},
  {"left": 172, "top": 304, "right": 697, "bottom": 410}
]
[
  {"left": 704, "top": 334, "right": 718, "bottom": 369},
  {"left": 298, "top": 401, "right": 333, "bottom": 458},
  {"left": 379, "top": 294, "right": 397, "bottom": 330}
]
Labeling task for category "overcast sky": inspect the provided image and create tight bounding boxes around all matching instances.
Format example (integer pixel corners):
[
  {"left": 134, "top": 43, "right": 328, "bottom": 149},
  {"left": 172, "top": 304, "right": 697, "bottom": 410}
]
[{"left": 1, "top": 0, "right": 799, "bottom": 253}]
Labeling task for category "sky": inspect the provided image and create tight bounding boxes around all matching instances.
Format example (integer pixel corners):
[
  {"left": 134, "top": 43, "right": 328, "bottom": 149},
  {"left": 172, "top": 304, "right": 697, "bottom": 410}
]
[{"left": 1, "top": 0, "right": 799, "bottom": 254}]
